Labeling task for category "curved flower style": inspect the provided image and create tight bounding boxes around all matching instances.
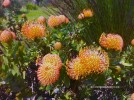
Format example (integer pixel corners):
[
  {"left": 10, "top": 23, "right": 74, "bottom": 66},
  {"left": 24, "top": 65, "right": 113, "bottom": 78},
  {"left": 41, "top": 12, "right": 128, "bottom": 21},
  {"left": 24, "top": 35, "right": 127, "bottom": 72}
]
[
  {"left": 0, "top": 30, "right": 16, "bottom": 43},
  {"left": 79, "top": 47, "right": 109, "bottom": 74},
  {"left": 37, "top": 63, "right": 60, "bottom": 86},
  {"left": 66, "top": 57, "right": 87, "bottom": 80},
  {"left": 42, "top": 54, "right": 62, "bottom": 70},
  {"left": 48, "top": 15, "right": 69, "bottom": 27},
  {"left": 83, "top": 9, "right": 93, "bottom": 17},
  {"left": 99, "top": 33, "right": 123, "bottom": 51},
  {"left": 21, "top": 21, "right": 46, "bottom": 39}
]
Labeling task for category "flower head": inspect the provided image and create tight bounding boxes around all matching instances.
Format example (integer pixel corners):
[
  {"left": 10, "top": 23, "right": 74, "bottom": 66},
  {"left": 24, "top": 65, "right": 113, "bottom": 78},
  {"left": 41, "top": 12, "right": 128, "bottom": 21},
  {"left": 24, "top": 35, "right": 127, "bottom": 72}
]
[
  {"left": 48, "top": 15, "right": 69, "bottom": 27},
  {"left": 131, "top": 93, "right": 134, "bottom": 100},
  {"left": 66, "top": 47, "right": 109, "bottom": 80},
  {"left": 2, "top": 0, "right": 11, "bottom": 8},
  {"left": 58, "top": 15, "right": 66, "bottom": 24},
  {"left": 66, "top": 57, "right": 87, "bottom": 80},
  {"left": 99, "top": 33, "right": 123, "bottom": 51},
  {"left": 65, "top": 18, "right": 69, "bottom": 24},
  {"left": 83, "top": 9, "right": 93, "bottom": 17},
  {"left": 37, "top": 63, "right": 60, "bottom": 86},
  {"left": 48, "top": 15, "right": 60, "bottom": 27},
  {"left": 131, "top": 39, "right": 134, "bottom": 46},
  {"left": 37, "top": 16, "right": 46, "bottom": 24},
  {"left": 21, "top": 21, "right": 46, "bottom": 39},
  {"left": 78, "top": 9, "right": 93, "bottom": 20},
  {"left": 37, "top": 54, "right": 62, "bottom": 86},
  {"left": 42, "top": 54, "right": 62, "bottom": 70},
  {"left": 54, "top": 42, "right": 62, "bottom": 50},
  {"left": 79, "top": 47, "right": 109, "bottom": 74},
  {"left": 0, "top": 30, "right": 16, "bottom": 43},
  {"left": 78, "top": 13, "right": 84, "bottom": 19}
]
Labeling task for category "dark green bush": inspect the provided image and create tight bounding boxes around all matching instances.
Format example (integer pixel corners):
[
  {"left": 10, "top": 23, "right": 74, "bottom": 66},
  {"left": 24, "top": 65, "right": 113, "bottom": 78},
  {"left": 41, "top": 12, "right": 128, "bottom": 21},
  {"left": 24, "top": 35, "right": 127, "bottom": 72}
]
[{"left": 26, "top": 3, "right": 38, "bottom": 10}]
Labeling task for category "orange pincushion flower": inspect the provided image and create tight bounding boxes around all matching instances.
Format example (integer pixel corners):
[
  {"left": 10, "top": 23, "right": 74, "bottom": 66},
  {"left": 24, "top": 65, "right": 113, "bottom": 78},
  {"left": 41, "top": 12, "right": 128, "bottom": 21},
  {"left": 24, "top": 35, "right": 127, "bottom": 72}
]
[
  {"left": 79, "top": 47, "right": 109, "bottom": 74},
  {"left": 21, "top": 21, "right": 46, "bottom": 39},
  {"left": 37, "top": 16, "right": 46, "bottom": 24},
  {"left": 78, "top": 13, "right": 85, "bottom": 19},
  {"left": 83, "top": 9, "right": 93, "bottom": 17},
  {"left": 78, "top": 9, "right": 93, "bottom": 20},
  {"left": 66, "top": 47, "right": 109, "bottom": 80},
  {"left": 42, "top": 54, "right": 62, "bottom": 70},
  {"left": 99, "top": 33, "right": 123, "bottom": 51},
  {"left": 48, "top": 15, "right": 69, "bottom": 27},
  {"left": 131, "top": 39, "right": 134, "bottom": 46},
  {"left": 48, "top": 15, "right": 60, "bottom": 27},
  {"left": 131, "top": 93, "right": 134, "bottom": 100},
  {"left": 37, "top": 54, "right": 62, "bottom": 86},
  {"left": 66, "top": 57, "right": 87, "bottom": 80},
  {"left": 0, "top": 30, "right": 16, "bottom": 43},
  {"left": 2, "top": 0, "right": 11, "bottom": 8},
  {"left": 65, "top": 18, "right": 69, "bottom": 24},
  {"left": 54, "top": 42, "right": 62, "bottom": 50},
  {"left": 37, "top": 63, "right": 60, "bottom": 86},
  {"left": 58, "top": 15, "right": 66, "bottom": 24}
]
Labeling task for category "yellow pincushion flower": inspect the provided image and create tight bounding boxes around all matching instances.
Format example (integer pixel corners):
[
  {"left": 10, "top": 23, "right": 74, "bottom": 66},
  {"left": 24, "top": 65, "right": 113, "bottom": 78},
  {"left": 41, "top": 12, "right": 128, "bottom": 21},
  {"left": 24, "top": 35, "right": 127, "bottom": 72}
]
[
  {"left": 79, "top": 47, "right": 109, "bottom": 74},
  {"left": 21, "top": 21, "right": 46, "bottom": 39},
  {"left": 83, "top": 9, "right": 93, "bottom": 17},
  {"left": 37, "top": 63, "right": 60, "bottom": 86},
  {"left": 42, "top": 54, "right": 62, "bottom": 70},
  {"left": 66, "top": 57, "right": 87, "bottom": 80},
  {"left": 99, "top": 33, "right": 123, "bottom": 51}
]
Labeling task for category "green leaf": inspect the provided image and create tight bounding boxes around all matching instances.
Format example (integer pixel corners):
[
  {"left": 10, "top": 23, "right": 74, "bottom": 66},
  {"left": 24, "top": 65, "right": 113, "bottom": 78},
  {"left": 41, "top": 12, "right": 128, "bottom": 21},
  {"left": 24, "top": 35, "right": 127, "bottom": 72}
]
[
  {"left": 64, "top": 76, "right": 70, "bottom": 88},
  {"left": 37, "top": 96, "right": 43, "bottom": 100},
  {"left": 13, "top": 65, "right": 20, "bottom": 76},
  {"left": 120, "top": 60, "right": 132, "bottom": 67},
  {"left": 117, "top": 77, "right": 121, "bottom": 81},
  {"left": 2, "top": 64, "right": 6, "bottom": 71},
  {"left": 11, "top": 69, "right": 16, "bottom": 76},
  {"left": 23, "top": 71, "right": 26, "bottom": 79},
  {"left": 46, "top": 85, "right": 52, "bottom": 91},
  {"left": 3, "top": 56, "right": 8, "bottom": 65},
  {"left": 12, "top": 41, "right": 20, "bottom": 57}
]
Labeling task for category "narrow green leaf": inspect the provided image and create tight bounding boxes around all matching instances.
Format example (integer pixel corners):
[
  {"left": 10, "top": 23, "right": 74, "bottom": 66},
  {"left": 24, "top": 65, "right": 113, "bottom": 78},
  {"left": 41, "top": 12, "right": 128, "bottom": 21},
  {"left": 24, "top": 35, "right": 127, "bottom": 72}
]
[{"left": 23, "top": 71, "right": 26, "bottom": 79}]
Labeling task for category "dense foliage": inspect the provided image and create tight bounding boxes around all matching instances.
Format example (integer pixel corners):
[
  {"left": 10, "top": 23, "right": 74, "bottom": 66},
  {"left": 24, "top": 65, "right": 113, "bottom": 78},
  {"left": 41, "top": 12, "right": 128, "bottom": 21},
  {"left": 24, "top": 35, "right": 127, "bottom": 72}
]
[{"left": 0, "top": 0, "right": 134, "bottom": 99}]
